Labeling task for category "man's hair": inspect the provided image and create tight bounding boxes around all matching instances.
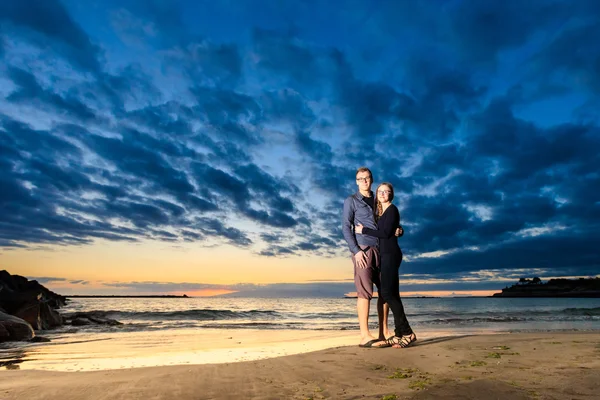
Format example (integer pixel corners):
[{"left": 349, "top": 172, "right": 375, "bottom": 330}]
[{"left": 355, "top": 167, "right": 372, "bottom": 180}]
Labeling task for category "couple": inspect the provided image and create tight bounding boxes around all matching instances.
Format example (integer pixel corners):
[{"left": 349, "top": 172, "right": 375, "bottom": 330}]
[{"left": 342, "top": 167, "right": 416, "bottom": 349}]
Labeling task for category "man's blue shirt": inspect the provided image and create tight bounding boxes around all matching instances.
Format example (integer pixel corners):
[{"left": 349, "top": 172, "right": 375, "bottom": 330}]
[{"left": 342, "top": 191, "right": 378, "bottom": 255}]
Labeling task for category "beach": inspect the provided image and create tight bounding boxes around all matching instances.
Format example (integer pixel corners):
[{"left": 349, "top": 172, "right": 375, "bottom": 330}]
[
  {"left": 1, "top": 331, "right": 599, "bottom": 399},
  {"left": 2, "top": 297, "right": 599, "bottom": 398}
]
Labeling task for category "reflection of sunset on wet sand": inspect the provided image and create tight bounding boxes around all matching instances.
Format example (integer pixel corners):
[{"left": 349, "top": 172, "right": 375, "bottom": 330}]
[
  {"left": 2, "top": 332, "right": 599, "bottom": 399},
  {"left": 4, "top": 329, "right": 359, "bottom": 371}
]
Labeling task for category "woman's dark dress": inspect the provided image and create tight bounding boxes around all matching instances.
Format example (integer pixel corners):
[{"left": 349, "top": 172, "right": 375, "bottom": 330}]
[{"left": 362, "top": 204, "right": 413, "bottom": 337}]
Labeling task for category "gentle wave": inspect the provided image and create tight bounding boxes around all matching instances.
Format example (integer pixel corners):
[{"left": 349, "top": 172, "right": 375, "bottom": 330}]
[
  {"left": 425, "top": 317, "right": 526, "bottom": 325},
  {"left": 67, "top": 309, "right": 281, "bottom": 320},
  {"left": 63, "top": 307, "right": 600, "bottom": 322},
  {"left": 52, "top": 298, "right": 600, "bottom": 335},
  {"left": 409, "top": 307, "right": 600, "bottom": 318},
  {"left": 423, "top": 315, "right": 600, "bottom": 325},
  {"left": 562, "top": 307, "right": 600, "bottom": 316}
]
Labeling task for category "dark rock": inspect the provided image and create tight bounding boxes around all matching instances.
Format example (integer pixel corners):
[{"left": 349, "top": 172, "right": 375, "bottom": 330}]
[
  {"left": 65, "top": 312, "right": 122, "bottom": 326},
  {"left": 0, "top": 270, "right": 16, "bottom": 290},
  {"left": 30, "top": 336, "right": 51, "bottom": 343},
  {"left": 0, "top": 271, "right": 126, "bottom": 342},
  {"left": 13, "top": 302, "right": 42, "bottom": 330},
  {"left": 0, "top": 312, "right": 35, "bottom": 342},
  {"left": 40, "top": 302, "right": 63, "bottom": 329},
  {"left": 0, "top": 323, "right": 9, "bottom": 340},
  {"left": 71, "top": 317, "right": 92, "bottom": 326},
  {"left": 0, "top": 270, "right": 68, "bottom": 340},
  {"left": 493, "top": 277, "right": 600, "bottom": 298},
  {"left": 0, "top": 286, "right": 42, "bottom": 314},
  {"left": 0, "top": 270, "right": 67, "bottom": 311}
]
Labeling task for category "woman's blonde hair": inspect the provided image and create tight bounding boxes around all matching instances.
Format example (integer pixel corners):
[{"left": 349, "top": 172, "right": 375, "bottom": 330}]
[{"left": 375, "top": 182, "right": 394, "bottom": 221}]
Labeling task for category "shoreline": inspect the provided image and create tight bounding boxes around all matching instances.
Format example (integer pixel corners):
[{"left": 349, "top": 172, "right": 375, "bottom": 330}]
[
  {"left": 5, "top": 325, "right": 593, "bottom": 372},
  {"left": 1, "top": 331, "right": 598, "bottom": 399},
  {"left": 3, "top": 327, "right": 600, "bottom": 372},
  {"left": 1, "top": 328, "right": 487, "bottom": 372},
  {"left": 0, "top": 328, "right": 363, "bottom": 372}
]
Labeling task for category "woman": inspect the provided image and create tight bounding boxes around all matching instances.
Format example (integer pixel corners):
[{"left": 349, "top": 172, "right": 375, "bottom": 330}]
[{"left": 356, "top": 182, "right": 416, "bottom": 348}]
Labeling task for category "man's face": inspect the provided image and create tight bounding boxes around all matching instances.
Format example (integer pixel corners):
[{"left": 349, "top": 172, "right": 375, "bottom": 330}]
[{"left": 355, "top": 171, "right": 372, "bottom": 192}]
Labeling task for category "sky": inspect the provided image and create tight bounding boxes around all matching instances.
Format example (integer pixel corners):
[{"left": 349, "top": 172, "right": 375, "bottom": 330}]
[{"left": 0, "top": 0, "right": 599, "bottom": 297}]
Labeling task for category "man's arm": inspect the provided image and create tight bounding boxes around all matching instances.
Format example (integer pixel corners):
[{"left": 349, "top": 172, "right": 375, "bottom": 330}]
[
  {"left": 342, "top": 197, "right": 361, "bottom": 255},
  {"left": 363, "top": 207, "right": 399, "bottom": 239}
]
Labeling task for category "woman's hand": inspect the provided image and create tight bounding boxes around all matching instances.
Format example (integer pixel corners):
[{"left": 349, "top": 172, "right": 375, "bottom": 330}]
[{"left": 355, "top": 224, "right": 364, "bottom": 234}]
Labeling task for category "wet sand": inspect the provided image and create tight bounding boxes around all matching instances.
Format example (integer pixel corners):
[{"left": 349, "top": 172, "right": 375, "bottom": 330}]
[{"left": 1, "top": 332, "right": 599, "bottom": 399}]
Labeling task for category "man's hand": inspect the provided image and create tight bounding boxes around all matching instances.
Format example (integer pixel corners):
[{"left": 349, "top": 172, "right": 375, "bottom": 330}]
[
  {"left": 355, "top": 224, "right": 364, "bottom": 234},
  {"left": 394, "top": 225, "right": 404, "bottom": 237},
  {"left": 354, "top": 250, "right": 368, "bottom": 269}
]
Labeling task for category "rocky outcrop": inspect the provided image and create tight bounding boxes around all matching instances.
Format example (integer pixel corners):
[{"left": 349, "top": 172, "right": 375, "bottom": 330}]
[
  {"left": 1, "top": 271, "right": 126, "bottom": 343},
  {"left": 493, "top": 277, "right": 600, "bottom": 298},
  {"left": 0, "top": 270, "right": 67, "bottom": 342},
  {"left": 63, "top": 311, "right": 122, "bottom": 326},
  {"left": 13, "top": 301, "right": 43, "bottom": 330},
  {"left": 40, "top": 302, "right": 64, "bottom": 329},
  {"left": 0, "top": 312, "right": 35, "bottom": 341}
]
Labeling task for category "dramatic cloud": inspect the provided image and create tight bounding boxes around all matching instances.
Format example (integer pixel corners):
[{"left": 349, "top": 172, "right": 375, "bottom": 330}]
[{"left": 1, "top": 0, "right": 599, "bottom": 286}]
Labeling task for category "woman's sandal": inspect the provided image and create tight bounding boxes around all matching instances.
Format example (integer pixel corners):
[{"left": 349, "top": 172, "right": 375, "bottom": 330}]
[
  {"left": 386, "top": 333, "right": 417, "bottom": 348},
  {"left": 385, "top": 336, "right": 401, "bottom": 347},
  {"left": 399, "top": 333, "right": 417, "bottom": 348}
]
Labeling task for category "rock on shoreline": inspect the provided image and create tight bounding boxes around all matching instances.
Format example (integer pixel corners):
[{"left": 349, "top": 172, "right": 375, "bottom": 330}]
[
  {"left": 0, "top": 270, "right": 122, "bottom": 343},
  {"left": 0, "top": 270, "right": 66, "bottom": 342}
]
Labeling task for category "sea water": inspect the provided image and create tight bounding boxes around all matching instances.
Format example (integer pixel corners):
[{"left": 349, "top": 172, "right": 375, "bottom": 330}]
[{"left": 52, "top": 296, "right": 600, "bottom": 334}]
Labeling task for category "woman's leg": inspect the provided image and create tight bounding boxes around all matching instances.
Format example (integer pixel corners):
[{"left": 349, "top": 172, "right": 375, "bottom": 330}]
[{"left": 380, "top": 252, "right": 413, "bottom": 337}]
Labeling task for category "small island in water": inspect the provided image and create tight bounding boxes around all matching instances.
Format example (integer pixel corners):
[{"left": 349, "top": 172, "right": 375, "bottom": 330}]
[{"left": 493, "top": 277, "right": 600, "bottom": 298}]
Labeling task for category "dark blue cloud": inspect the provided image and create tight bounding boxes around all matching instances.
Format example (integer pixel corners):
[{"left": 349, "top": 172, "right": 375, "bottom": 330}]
[
  {"left": 196, "top": 217, "right": 252, "bottom": 247},
  {"left": 448, "top": 1, "right": 566, "bottom": 64},
  {"left": 0, "top": 0, "right": 102, "bottom": 73},
  {"left": 6, "top": 67, "right": 99, "bottom": 122}
]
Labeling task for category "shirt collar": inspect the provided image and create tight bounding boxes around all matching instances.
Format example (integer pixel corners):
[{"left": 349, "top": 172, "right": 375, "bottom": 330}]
[{"left": 356, "top": 190, "right": 374, "bottom": 200}]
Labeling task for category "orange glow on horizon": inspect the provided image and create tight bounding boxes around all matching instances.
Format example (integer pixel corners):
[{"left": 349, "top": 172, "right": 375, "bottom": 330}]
[{"left": 176, "top": 289, "right": 239, "bottom": 297}]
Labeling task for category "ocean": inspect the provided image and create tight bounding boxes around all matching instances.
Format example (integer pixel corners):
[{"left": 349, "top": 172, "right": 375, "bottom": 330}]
[
  {"left": 3, "top": 296, "right": 600, "bottom": 371},
  {"left": 56, "top": 296, "right": 600, "bottom": 334}
]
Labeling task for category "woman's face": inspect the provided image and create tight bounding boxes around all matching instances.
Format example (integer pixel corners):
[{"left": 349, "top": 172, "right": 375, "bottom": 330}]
[{"left": 377, "top": 185, "right": 392, "bottom": 203}]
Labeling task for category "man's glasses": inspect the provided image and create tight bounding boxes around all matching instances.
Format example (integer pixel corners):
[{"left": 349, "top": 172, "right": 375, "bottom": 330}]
[{"left": 356, "top": 177, "right": 371, "bottom": 182}]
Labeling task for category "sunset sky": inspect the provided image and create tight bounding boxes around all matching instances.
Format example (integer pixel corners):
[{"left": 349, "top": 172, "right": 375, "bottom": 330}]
[{"left": 1, "top": 0, "right": 599, "bottom": 297}]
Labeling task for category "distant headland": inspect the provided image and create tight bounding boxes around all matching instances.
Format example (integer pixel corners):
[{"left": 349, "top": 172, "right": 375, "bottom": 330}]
[{"left": 492, "top": 277, "right": 600, "bottom": 298}]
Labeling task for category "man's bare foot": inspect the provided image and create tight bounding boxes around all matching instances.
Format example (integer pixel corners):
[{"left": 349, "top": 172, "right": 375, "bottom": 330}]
[
  {"left": 379, "top": 331, "right": 393, "bottom": 341},
  {"left": 359, "top": 335, "right": 377, "bottom": 346},
  {"left": 359, "top": 336, "right": 390, "bottom": 348}
]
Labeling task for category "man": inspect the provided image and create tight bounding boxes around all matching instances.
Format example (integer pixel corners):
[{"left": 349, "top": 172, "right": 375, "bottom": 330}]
[{"left": 342, "top": 167, "right": 401, "bottom": 347}]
